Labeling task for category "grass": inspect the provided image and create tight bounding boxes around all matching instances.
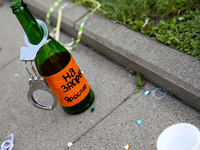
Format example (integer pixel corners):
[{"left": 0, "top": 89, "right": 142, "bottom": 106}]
[{"left": 69, "top": 0, "right": 200, "bottom": 58}]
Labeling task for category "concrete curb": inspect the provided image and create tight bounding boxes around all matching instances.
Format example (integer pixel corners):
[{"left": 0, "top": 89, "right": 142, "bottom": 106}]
[{"left": 12, "top": 0, "right": 200, "bottom": 110}]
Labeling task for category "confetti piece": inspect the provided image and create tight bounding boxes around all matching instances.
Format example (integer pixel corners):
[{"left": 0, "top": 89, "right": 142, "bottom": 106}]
[
  {"left": 161, "top": 88, "right": 167, "bottom": 92},
  {"left": 67, "top": 142, "right": 73, "bottom": 148},
  {"left": 61, "top": 3, "right": 68, "bottom": 9},
  {"left": 91, "top": 107, "right": 96, "bottom": 112},
  {"left": 124, "top": 145, "right": 131, "bottom": 149},
  {"left": 144, "top": 90, "right": 150, "bottom": 95},
  {"left": 142, "top": 18, "right": 149, "bottom": 28},
  {"left": 136, "top": 120, "right": 142, "bottom": 125}
]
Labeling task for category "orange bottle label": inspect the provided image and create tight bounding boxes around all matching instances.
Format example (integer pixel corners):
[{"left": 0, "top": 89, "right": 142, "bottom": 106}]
[{"left": 43, "top": 56, "right": 90, "bottom": 107}]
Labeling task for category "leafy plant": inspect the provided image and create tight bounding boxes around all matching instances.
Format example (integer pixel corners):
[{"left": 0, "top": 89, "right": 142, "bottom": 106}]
[
  {"left": 135, "top": 74, "right": 144, "bottom": 94},
  {"left": 69, "top": 0, "right": 200, "bottom": 58}
]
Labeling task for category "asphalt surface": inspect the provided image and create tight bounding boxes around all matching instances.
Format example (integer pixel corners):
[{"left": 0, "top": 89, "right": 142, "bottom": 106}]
[{"left": 1, "top": 1, "right": 200, "bottom": 150}]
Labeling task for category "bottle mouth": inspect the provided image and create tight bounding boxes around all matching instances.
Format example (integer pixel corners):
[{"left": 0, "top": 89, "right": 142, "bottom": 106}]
[{"left": 10, "top": 0, "right": 23, "bottom": 9}]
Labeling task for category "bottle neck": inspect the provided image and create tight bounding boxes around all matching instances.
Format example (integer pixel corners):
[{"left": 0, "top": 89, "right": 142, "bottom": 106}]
[{"left": 10, "top": 0, "right": 44, "bottom": 45}]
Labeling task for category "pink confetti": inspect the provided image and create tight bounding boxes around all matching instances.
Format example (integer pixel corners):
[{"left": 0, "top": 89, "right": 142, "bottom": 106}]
[
  {"left": 7, "top": 134, "right": 11, "bottom": 139},
  {"left": 1, "top": 133, "right": 14, "bottom": 150},
  {"left": 61, "top": 3, "right": 68, "bottom": 9}
]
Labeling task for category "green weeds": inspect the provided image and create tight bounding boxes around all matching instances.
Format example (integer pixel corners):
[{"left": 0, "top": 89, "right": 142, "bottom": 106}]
[
  {"left": 135, "top": 74, "right": 144, "bottom": 94},
  {"left": 137, "top": 10, "right": 200, "bottom": 58},
  {"left": 69, "top": 0, "right": 200, "bottom": 58}
]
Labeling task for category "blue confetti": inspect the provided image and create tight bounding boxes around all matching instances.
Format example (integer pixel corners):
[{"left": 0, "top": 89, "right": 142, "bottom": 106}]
[
  {"left": 161, "top": 88, "right": 167, "bottom": 92},
  {"left": 136, "top": 120, "right": 142, "bottom": 125},
  {"left": 144, "top": 90, "right": 150, "bottom": 95}
]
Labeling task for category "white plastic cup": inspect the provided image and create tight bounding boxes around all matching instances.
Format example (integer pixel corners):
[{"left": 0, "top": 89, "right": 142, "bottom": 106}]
[{"left": 157, "top": 123, "right": 200, "bottom": 150}]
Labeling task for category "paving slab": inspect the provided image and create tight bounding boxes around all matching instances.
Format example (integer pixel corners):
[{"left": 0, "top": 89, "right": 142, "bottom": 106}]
[
  {"left": 11, "top": 0, "right": 200, "bottom": 110},
  {"left": 0, "top": 2, "right": 24, "bottom": 70},
  {"left": 70, "top": 83, "right": 200, "bottom": 150},
  {"left": 0, "top": 37, "right": 136, "bottom": 149},
  {"left": 0, "top": 2, "right": 137, "bottom": 149},
  {"left": 3, "top": 1, "right": 200, "bottom": 150},
  {"left": 75, "top": 13, "right": 200, "bottom": 110}
]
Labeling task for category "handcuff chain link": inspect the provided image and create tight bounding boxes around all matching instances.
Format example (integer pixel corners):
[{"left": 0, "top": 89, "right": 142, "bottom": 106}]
[{"left": 23, "top": 61, "right": 40, "bottom": 79}]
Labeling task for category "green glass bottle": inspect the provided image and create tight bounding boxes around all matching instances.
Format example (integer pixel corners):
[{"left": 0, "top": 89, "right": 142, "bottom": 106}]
[{"left": 10, "top": 0, "right": 94, "bottom": 114}]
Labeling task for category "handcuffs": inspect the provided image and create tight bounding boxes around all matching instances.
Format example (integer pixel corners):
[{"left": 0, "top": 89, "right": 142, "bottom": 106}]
[{"left": 20, "top": 20, "right": 57, "bottom": 110}]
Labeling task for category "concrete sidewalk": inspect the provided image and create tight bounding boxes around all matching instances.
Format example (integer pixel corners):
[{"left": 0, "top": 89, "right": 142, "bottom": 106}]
[
  {"left": 20, "top": 0, "right": 200, "bottom": 111},
  {"left": 1, "top": 1, "right": 200, "bottom": 150}
]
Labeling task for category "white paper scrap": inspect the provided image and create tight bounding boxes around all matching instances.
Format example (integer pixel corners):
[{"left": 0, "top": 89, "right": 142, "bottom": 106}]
[
  {"left": 124, "top": 144, "right": 130, "bottom": 149},
  {"left": 68, "top": 142, "right": 73, "bottom": 148}
]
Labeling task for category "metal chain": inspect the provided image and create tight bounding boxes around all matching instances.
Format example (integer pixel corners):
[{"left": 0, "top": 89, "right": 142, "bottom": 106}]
[
  {"left": 30, "top": 61, "right": 40, "bottom": 79},
  {"left": 23, "top": 61, "right": 40, "bottom": 79}
]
